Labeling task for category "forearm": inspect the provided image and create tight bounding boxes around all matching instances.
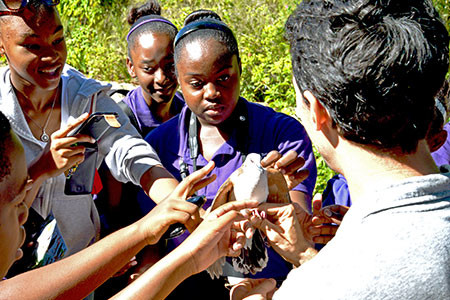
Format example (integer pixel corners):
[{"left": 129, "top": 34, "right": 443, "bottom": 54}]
[
  {"left": 0, "top": 222, "right": 148, "bottom": 300},
  {"left": 111, "top": 246, "right": 195, "bottom": 300},
  {"left": 140, "top": 165, "right": 179, "bottom": 203}
]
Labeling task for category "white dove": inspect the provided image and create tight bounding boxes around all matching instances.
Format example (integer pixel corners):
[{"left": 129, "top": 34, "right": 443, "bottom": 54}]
[{"left": 206, "top": 153, "right": 290, "bottom": 279}]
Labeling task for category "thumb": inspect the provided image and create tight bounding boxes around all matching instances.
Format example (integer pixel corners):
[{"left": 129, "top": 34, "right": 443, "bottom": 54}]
[
  {"left": 312, "top": 193, "right": 323, "bottom": 215},
  {"left": 250, "top": 278, "right": 277, "bottom": 297}
]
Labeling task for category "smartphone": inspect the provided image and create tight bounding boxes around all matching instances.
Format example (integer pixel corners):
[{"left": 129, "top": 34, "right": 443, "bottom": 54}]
[{"left": 69, "top": 112, "right": 120, "bottom": 141}]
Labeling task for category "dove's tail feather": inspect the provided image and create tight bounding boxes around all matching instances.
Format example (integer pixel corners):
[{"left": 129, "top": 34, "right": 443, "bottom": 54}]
[
  {"left": 232, "top": 229, "right": 268, "bottom": 275},
  {"left": 206, "top": 257, "right": 226, "bottom": 279}
]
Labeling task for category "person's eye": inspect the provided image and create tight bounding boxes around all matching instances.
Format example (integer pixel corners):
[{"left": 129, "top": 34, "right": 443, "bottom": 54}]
[
  {"left": 143, "top": 66, "right": 157, "bottom": 74},
  {"left": 190, "top": 80, "right": 203, "bottom": 89},
  {"left": 23, "top": 44, "right": 40, "bottom": 50},
  {"left": 53, "top": 37, "right": 65, "bottom": 45},
  {"left": 218, "top": 74, "right": 230, "bottom": 82}
]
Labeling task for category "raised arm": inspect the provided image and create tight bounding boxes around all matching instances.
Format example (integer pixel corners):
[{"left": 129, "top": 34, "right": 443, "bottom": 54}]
[
  {"left": 111, "top": 200, "right": 259, "bottom": 300},
  {"left": 0, "top": 161, "right": 216, "bottom": 300}
]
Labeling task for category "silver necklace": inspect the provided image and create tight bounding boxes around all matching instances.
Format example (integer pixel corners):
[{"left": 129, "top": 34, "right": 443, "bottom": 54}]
[{"left": 22, "top": 89, "right": 58, "bottom": 143}]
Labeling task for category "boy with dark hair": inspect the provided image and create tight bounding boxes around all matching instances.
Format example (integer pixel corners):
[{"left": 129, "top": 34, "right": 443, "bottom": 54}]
[{"left": 235, "top": 1, "right": 450, "bottom": 299}]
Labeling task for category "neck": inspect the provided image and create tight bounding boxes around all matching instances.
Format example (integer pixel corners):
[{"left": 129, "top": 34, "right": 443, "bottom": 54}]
[
  {"left": 141, "top": 90, "right": 175, "bottom": 123},
  {"left": 151, "top": 99, "right": 174, "bottom": 123},
  {"left": 14, "top": 84, "right": 59, "bottom": 113},
  {"left": 336, "top": 139, "right": 439, "bottom": 203}
]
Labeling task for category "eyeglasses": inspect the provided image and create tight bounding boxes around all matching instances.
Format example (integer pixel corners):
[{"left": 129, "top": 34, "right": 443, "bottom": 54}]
[{"left": 0, "top": 0, "right": 59, "bottom": 15}]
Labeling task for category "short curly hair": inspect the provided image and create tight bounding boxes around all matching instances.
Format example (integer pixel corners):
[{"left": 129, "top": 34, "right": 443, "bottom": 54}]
[{"left": 286, "top": 0, "right": 449, "bottom": 153}]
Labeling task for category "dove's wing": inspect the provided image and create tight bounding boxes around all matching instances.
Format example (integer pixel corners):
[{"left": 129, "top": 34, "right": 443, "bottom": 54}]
[
  {"left": 209, "top": 177, "right": 236, "bottom": 212},
  {"left": 266, "top": 167, "right": 291, "bottom": 204}
]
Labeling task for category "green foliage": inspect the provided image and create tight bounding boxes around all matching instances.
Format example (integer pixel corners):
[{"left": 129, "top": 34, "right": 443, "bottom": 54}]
[
  {"left": 4, "top": 0, "right": 447, "bottom": 196},
  {"left": 58, "top": 0, "right": 131, "bottom": 81}
]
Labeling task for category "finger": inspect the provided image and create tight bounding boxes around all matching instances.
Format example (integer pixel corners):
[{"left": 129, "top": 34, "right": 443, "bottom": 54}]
[
  {"left": 174, "top": 161, "right": 215, "bottom": 198},
  {"left": 57, "top": 146, "right": 86, "bottom": 158},
  {"left": 260, "top": 150, "right": 282, "bottom": 168},
  {"left": 230, "top": 278, "right": 277, "bottom": 300},
  {"left": 312, "top": 193, "right": 323, "bottom": 215},
  {"left": 287, "top": 169, "right": 309, "bottom": 189},
  {"left": 53, "top": 113, "right": 89, "bottom": 138},
  {"left": 308, "top": 224, "right": 338, "bottom": 236},
  {"left": 313, "top": 235, "right": 335, "bottom": 244},
  {"left": 249, "top": 278, "right": 277, "bottom": 296},
  {"left": 51, "top": 135, "right": 93, "bottom": 150},
  {"left": 275, "top": 151, "right": 305, "bottom": 174},
  {"left": 207, "top": 200, "right": 259, "bottom": 220},
  {"left": 189, "top": 174, "right": 217, "bottom": 196}
]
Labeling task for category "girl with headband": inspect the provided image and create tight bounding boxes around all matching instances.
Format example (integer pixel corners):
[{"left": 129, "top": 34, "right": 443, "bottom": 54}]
[
  {"left": 95, "top": 1, "right": 186, "bottom": 294},
  {"left": 122, "top": 0, "right": 184, "bottom": 138},
  {"left": 145, "top": 9, "right": 317, "bottom": 299}
]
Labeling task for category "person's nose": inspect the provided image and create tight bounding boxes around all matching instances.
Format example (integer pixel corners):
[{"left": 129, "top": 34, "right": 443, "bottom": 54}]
[
  {"left": 154, "top": 67, "right": 167, "bottom": 86},
  {"left": 203, "top": 82, "right": 220, "bottom": 100},
  {"left": 40, "top": 46, "right": 59, "bottom": 64}
]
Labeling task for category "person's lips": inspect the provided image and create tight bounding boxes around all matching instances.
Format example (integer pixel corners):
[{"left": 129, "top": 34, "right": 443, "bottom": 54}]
[
  {"left": 38, "top": 65, "right": 62, "bottom": 80},
  {"left": 204, "top": 104, "right": 225, "bottom": 115}
]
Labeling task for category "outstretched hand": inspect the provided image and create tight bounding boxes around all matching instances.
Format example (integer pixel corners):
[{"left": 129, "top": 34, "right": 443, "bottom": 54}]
[
  {"left": 251, "top": 203, "right": 313, "bottom": 266},
  {"left": 230, "top": 278, "right": 277, "bottom": 300},
  {"left": 28, "top": 113, "right": 95, "bottom": 181},
  {"left": 180, "top": 199, "right": 259, "bottom": 275},
  {"left": 310, "top": 194, "right": 349, "bottom": 244},
  {"left": 261, "top": 150, "right": 309, "bottom": 190},
  {"left": 137, "top": 161, "right": 218, "bottom": 245}
]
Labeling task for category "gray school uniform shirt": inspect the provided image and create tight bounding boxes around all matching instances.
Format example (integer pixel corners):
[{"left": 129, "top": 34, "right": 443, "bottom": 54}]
[
  {"left": 275, "top": 167, "right": 450, "bottom": 300},
  {"left": 0, "top": 65, "right": 161, "bottom": 256}
]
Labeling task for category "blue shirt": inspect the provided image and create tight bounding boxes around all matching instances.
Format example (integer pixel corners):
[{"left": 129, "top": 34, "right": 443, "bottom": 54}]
[
  {"left": 432, "top": 122, "right": 450, "bottom": 166},
  {"left": 144, "top": 98, "right": 317, "bottom": 279},
  {"left": 122, "top": 87, "right": 185, "bottom": 137}
]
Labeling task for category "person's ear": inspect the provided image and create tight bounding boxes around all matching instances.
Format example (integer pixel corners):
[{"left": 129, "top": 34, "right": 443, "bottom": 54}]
[
  {"left": 303, "top": 90, "right": 331, "bottom": 130},
  {"left": 429, "top": 129, "right": 448, "bottom": 152},
  {"left": 126, "top": 57, "right": 136, "bottom": 78}
]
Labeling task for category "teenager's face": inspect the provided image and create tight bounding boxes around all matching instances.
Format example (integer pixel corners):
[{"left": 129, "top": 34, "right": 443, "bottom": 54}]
[
  {"left": 0, "top": 132, "right": 31, "bottom": 278},
  {"left": 176, "top": 38, "right": 240, "bottom": 125},
  {"left": 0, "top": 8, "right": 67, "bottom": 91},
  {"left": 127, "top": 32, "right": 177, "bottom": 105}
]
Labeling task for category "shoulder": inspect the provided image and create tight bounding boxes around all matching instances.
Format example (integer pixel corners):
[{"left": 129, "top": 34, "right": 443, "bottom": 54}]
[
  {"left": 246, "top": 101, "right": 303, "bottom": 129},
  {"left": 62, "top": 65, "right": 111, "bottom": 99}
]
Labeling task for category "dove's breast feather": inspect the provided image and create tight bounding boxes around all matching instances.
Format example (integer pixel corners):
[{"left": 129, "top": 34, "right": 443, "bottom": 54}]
[{"left": 210, "top": 167, "right": 290, "bottom": 212}]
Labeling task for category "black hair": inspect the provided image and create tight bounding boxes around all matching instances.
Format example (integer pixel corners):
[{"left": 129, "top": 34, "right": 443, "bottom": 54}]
[
  {"left": 174, "top": 10, "right": 240, "bottom": 69},
  {"left": 127, "top": 0, "right": 177, "bottom": 59},
  {"left": 0, "top": 111, "right": 12, "bottom": 184},
  {"left": 285, "top": 0, "right": 449, "bottom": 153}
]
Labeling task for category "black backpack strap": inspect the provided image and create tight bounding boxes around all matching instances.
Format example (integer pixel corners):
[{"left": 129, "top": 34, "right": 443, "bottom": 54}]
[
  {"left": 233, "top": 98, "right": 250, "bottom": 162},
  {"left": 117, "top": 101, "right": 142, "bottom": 136}
]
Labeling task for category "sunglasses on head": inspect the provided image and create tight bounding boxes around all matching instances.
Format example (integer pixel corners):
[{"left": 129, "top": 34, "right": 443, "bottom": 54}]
[{"left": 0, "top": 0, "right": 59, "bottom": 15}]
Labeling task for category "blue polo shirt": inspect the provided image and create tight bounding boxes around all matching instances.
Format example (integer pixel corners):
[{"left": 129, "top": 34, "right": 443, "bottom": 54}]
[
  {"left": 122, "top": 87, "right": 185, "bottom": 136},
  {"left": 144, "top": 98, "right": 317, "bottom": 279}
]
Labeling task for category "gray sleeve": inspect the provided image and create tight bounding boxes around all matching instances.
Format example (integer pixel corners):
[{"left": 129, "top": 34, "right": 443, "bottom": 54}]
[{"left": 94, "top": 92, "right": 161, "bottom": 186}]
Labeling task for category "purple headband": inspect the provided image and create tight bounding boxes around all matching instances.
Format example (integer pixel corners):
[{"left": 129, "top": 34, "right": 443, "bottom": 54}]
[{"left": 126, "top": 18, "right": 177, "bottom": 42}]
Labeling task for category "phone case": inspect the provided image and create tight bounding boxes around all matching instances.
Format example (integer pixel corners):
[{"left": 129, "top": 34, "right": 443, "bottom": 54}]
[
  {"left": 69, "top": 112, "right": 119, "bottom": 141},
  {"left": 64, "top": 143, "right": 98, "bottom": 195}
]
